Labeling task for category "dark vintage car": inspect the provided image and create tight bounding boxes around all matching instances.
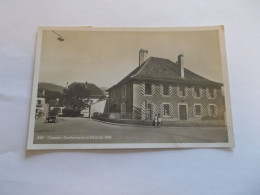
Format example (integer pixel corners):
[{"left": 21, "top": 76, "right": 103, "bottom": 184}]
[{"left": 45, "top": 110, "right": 58, "bottom": 123}]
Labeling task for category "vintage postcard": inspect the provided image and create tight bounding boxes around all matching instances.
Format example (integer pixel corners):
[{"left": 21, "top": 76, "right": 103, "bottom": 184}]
[{"left": 27, "top": 26, "right": 234, "bottom": 149}]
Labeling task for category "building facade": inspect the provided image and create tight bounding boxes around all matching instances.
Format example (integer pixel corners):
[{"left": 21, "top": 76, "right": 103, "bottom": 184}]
[{"left": 106, "top": 49, "right": 225, "bottom": 124}]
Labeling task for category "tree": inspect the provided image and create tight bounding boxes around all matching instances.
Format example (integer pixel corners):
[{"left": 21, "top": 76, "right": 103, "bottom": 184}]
[{"left": 64, "top": 83, "right": 91, "bottom": 110}]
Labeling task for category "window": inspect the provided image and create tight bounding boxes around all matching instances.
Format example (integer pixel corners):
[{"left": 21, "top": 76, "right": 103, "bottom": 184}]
[
  {"left": 145, "top": 103, "right": 152, "bottom": 120},
  {"left": 145, "top": 83, "right": 152, "bottom": 95},
  {"left": 194, "top": 105, "right": 201, "bottom": 115},
  {"left": 37, "top": 100, "right": 41, "bottom": 104},
  {"left": 163, "top": 84, "right": 169, "bottom": 95},
  {"left": 194, "top": 86, "right": 200, "bottom": 97},
  {"left": 110, "top": 90, "right": 115, "bottom": 100},
  {"left": 180, "top": 86, "right": 186, "bottom": 96},
  {"left": 209, "top": 105, "right": 216, "bottom": 116},
  {"left": 121, "top": 85, "right": 127, "bottom": 98},
  {"left": 208, "top": 88, "right": 214, "bottom": 98},
  {"left": 121, "top": 103, "right": 126, "bottom": 114},
  {"left": 163, "top": 104, "right": 170, "bottom": 116}
]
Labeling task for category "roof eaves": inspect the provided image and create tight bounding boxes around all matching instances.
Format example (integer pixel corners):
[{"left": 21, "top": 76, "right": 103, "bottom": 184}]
[{"left": 132, "top": 76, "right": 223, "bottom": 86}]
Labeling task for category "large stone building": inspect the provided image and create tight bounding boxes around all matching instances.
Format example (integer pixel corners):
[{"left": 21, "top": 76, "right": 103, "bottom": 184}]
[{"left": 106, "top": 49, "right": 225, "bottom": 124}]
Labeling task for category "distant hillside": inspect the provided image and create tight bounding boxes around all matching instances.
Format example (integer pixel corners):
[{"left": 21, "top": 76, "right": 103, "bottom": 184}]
[{"left": 38, "top": 82, "right": 65, "bottom": 94}]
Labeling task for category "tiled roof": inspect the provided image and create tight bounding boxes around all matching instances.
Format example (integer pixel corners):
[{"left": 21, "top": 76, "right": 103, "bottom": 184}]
[
  {"left": 131, "top": 57, "right": 220, "bottom": 83},
  {"left": 107, "top": 57, "right": 222, "bottom": 91}
]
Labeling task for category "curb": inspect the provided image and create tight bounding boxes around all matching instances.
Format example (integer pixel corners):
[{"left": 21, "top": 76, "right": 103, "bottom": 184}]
[{"left": 92, "top": 119, "right": 160, "bottom": 128}]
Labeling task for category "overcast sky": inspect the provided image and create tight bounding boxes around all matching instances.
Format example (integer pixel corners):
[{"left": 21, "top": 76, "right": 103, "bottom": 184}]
[{"left": 39, "top": 29, "right": 223, "bottom": 88}]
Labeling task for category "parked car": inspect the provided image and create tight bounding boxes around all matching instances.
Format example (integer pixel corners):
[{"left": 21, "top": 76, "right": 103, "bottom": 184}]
[
  {"left": 62, "top": 107, "right": 82, "bottom": 117},
  {"left": 45, "top": 110, "right": 58, "bottom": 123},
  {"left": 80, "top": 108, "right": 90, "bottom": 118}
]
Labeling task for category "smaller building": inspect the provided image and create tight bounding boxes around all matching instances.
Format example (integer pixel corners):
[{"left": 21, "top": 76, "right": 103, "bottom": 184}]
[
  {"left": 90, "top": 98, "right": 107, "bottom": 118},
  {"left": 66, "top": 82, "right": 105, "bottom": 104},
  {"left": 36, "top": 89, "right": 48, "bottom": 118},
  {"left": 49, "top": 99, "right": 65, "bottom": 116}
]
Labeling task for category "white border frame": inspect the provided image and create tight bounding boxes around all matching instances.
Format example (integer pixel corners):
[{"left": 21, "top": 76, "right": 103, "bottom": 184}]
[{"left": 27, "top": 25, "right": 235, "bottom": 149}]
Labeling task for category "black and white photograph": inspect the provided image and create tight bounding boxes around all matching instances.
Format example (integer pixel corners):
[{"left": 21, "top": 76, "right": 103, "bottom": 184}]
[{"left": 27, "top": 26, "right": 234, "bottom": 149}]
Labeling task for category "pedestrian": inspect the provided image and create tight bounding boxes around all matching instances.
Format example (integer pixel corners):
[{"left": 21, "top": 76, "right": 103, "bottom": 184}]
[
  {"left": 157, "top": 113, "right": 162, "bottom": 127},
  {"left": 153, "top": 114, "right": 158, "bottom": 126}
]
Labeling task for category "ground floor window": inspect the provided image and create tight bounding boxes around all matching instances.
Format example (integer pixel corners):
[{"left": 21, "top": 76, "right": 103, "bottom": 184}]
[
  {"left": 208, "top": 104, "right": 217, "bottom": 116},
  {"left": 194, "top": 104, "right": 202, "bottom": 116},
  {"left": 121, "top": 103, "right": 126, "bottom": 114},
  {"left": 163, "top": 104, "right": 170, "bottom": 116}
]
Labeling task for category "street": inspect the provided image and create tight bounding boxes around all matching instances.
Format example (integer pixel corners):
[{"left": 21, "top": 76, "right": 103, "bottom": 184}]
[{"left": 34, "top": 117, "right": 228, "bottom": 144}]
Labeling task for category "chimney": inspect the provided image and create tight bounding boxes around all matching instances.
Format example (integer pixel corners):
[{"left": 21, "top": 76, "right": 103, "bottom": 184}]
[
  {"left": 139, "top": 49, "right": 148, "bottom": 66},
  {"left": 178, "top": 54, "right": 185, "bottom": 78}
]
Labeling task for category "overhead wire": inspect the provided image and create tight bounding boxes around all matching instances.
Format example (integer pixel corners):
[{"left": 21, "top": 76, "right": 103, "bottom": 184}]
[{"left": 51, "top": 30, "right": 127, "bottom": 86}]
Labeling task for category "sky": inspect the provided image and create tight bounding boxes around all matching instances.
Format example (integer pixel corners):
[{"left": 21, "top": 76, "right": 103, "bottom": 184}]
[{"left": 39, "top": 29, "right": 223, "bottom": 88}]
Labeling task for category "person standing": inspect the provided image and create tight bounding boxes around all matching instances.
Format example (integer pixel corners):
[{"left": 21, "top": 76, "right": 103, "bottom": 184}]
[
  {"left": 153, "top": 114, "right": 158, "bottom": 126},
  {"left": 157, "top": 113, "right": 162, "bottom": 127}
]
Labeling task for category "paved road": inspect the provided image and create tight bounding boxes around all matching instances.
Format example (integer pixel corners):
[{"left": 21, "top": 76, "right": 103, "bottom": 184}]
[{"left": 34, "top": 117, "right": 228, "bottom": 144}]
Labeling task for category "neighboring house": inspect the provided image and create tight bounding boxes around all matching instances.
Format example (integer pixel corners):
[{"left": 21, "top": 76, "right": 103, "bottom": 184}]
[
  {"left": 36, "top": 89, "right": 48, "bottom": 117},
  {"left": 106, "top": 49, "right": 225, "bottom": 123},
  {"left": 67, "top": 82, "right": 105, "bottom": 104},
  {"left": 90, "top": 98, "right": 107, "bottom": 118},
  {"left": 38, "top": 82, "right": 65, "bottom": 94},
  {"left": 67, "top": 82, "right": 106, "bottom": 117},
  {"left": 49, "top": 99, "right": 65, "bottom": 116}
]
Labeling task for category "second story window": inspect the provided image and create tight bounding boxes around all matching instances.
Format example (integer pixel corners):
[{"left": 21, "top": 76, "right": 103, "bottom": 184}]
[
  {"left": 207, "top": 88, "right": 216, "bottom": 99},
  {"left": 209, "top": 88, "right": 214, "bottom": 98},
  {"left": 194, "top": 86, "right": 200, "bottom": 97},
  {"left": 180, "top": 86, "right": 186, "bottom": 97},
  {"left": 121, "top": 85, "right": 127, "bottom": 98},
  {"left": 110, "top": 90, "right": 115, "bottom": 100},
  {"left": 163, "top": 84, "right": 169, "bottom": 95},
  {"left": 145, "top": 83, "right": 152, "bottom": 95}
]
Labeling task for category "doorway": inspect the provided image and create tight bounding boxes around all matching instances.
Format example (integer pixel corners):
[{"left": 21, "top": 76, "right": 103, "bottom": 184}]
[
  {"left": 145, "top": 103, "right": 152, "bottom": 120},
  {"left": 179, "top": 104, "right": 188, "bottom": 120}
]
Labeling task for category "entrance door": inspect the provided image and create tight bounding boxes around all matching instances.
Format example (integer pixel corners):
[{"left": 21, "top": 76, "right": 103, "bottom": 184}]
[
  {"left": 145, "top": 104, "right": 152, "bottom": 120},
  {"left": 179, "top": 105, "right": 187, "bottom": 120}
]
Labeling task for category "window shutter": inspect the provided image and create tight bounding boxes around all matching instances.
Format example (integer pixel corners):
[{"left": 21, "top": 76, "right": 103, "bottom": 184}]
[
  {"left": 151, "top": 83, "right": 155, "bottom": 95},
  {"left": 141, "top": 82, "right": 145, "bottom": 95}
]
